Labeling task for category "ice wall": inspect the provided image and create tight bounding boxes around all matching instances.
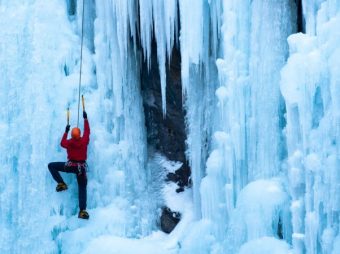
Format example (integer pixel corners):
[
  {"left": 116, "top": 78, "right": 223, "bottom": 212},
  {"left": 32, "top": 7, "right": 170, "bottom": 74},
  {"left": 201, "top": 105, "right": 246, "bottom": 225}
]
[
  {"left": 0, "top": 0, "right": 151, "bottom": 253},
  {"left": 0, "top": 1, "right": 91, "bottom": 252},
  {"left": 191, "top": 0, "right": 296, "bottom": 252},
  {"left": 90, "top": 0, "right": 153, "bottom": 235},
  {"left": 180, "top": 0, "right": 221, "bottom": 219},
  {"left": 85, "top": 0, "right": 340, "bottom": 252},
  {"left": 2, "top": 0, "right": 340, "bottom": 253},
  {"left": 57, "top": 0, "right": 160, "bottom": 251},
  {"left": 196, "top": 0, "right": 340, "bottom": 252},
  {"left": 281, "top": 1, "right": 340, "bottom": 253}
]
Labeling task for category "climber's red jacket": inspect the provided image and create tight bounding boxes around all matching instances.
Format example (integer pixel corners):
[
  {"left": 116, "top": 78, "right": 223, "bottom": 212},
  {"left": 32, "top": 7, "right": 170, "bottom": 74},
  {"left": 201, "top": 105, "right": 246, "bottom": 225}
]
[{"left": 60, "top": 119, "right": 90, "bottom": 161}]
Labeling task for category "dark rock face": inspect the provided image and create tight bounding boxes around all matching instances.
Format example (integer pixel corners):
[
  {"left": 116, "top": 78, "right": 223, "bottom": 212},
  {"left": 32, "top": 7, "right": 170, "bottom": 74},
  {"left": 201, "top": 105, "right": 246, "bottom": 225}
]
[
  {"left": 160, "top": 207, "right": 181, "bottom": 234},
  {"left": 277, "top": 217, "right": 283, "bottom": 239},
  {"left": 141, "top": 40, "right": 191, "bottom": 191},
  {"left": 295, "top": 0, "right": 305, "bottom": 33},
  {"left": 141, "top": 40, "right": 190, "bottom": 233}
]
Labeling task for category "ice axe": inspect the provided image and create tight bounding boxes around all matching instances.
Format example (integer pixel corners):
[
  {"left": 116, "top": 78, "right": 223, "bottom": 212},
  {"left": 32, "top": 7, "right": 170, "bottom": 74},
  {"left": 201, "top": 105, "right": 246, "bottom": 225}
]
[
  {"left": 82, "top": 95, "right": 85, "bottom": 112},
  {"left": 67, "top": 107, "right": 70, "bottom": 125}
]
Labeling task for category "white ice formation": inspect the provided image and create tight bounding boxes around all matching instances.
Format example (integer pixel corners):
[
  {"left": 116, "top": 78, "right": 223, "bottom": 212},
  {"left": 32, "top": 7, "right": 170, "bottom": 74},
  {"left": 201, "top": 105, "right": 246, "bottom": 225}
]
[{"left": 0, "top": 0, "right": 340, "bottom": 253}]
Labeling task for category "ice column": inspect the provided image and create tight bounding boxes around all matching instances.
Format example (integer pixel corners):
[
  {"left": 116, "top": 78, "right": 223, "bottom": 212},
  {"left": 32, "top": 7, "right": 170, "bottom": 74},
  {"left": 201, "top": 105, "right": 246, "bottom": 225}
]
[
  {"left": 197, "top": 0, "right": 296, "bottom": 250},
  {"left": 248, "top": 0, "right": 296, "bottom": 180},
  {"left": 179, "top": 0, "right": 221, "bottom": 219},
  {"left": 199, "top": 0, "right": 251, "bottom": 246},
  {"left": 214, "top": 0, "right": 295, "bottom": 209},
  {"left": 94, "top": 0, "right": 152, "bottom": 236},
  {"left": 215, "top": 0, "right": 251, "bottom": 208},
  {"left": 281, "top": 1, "right": 340, "bottom": 253}
]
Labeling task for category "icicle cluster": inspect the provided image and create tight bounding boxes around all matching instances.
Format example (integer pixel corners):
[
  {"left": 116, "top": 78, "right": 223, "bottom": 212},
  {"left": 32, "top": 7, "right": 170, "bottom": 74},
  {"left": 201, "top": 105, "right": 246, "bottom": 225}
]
[
  {"left": 1, "top": 0, "right": 340, "bottom": 253},
  {"left": 281, "top": 1, "right": 340, "bottom": 253},
  {"left": 196, "top": 0, "right": 297, "bottom": 252},
  {"left": 139, "top": 0, "right": 178, "bottom": 115}
]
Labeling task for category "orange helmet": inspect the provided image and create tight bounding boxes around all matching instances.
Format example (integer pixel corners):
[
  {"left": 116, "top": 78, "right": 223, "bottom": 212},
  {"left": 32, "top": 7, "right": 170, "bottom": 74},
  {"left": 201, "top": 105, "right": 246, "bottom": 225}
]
[{"left": 71, "top": 127, "right": 81, "bottom": 139}]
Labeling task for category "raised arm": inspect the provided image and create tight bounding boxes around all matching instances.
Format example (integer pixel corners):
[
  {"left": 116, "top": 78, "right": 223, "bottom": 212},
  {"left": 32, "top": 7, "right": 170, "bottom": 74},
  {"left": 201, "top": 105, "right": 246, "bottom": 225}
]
[
  {"left": 61, "top": 125, "right": 70, "bottom": 148},
  {"left": 83, "top": 112, "right": 90, "bottom": 144}
]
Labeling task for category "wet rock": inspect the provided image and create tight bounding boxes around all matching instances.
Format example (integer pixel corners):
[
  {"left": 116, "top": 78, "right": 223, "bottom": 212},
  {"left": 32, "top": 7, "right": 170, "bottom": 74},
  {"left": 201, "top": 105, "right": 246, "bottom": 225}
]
[
  {"left": 166, "top": 162, "right": 191, "bottom": 193},
  {"left": 160, "top": 207, "right": 181, "bottom": 234},
  {"left": 141, "top": 40, "right": 190, "bottom": 189}
]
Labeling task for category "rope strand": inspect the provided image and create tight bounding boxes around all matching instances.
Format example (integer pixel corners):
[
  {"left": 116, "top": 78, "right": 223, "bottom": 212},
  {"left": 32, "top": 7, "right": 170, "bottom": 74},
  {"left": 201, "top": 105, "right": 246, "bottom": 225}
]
[{"left": 77, "top": 0, "right": 85, "bottom": 127}]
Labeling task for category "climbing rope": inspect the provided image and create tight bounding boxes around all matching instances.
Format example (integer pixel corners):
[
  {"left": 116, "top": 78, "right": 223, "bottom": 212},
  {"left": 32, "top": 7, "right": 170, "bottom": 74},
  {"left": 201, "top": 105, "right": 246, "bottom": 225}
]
[{"left": 77, "top": 0, "right": 86, "bottom": 127}]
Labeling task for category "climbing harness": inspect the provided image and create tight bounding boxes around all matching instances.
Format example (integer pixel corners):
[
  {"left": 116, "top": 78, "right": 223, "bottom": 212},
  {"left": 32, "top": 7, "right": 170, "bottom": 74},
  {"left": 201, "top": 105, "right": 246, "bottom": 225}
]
[
  {"left": 77, "top": 0, "right": 86, "bottom": 127},
  {"left": 65, "top": 161, "right": 88, "bottom": 176}
]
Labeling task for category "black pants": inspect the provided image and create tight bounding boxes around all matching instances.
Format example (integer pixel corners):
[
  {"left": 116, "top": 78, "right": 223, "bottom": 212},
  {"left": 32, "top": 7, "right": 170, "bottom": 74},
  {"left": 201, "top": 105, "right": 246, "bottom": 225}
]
[{"left": 48, "top": 162, "right": 87, "bottom": 210}]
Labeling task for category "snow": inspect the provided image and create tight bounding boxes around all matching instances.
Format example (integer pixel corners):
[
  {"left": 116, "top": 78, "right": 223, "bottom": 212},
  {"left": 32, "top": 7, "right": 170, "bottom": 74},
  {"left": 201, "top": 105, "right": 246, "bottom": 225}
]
[
  {"left": 83, "top": 233, "right": 176, "bottom": 254},
  {"left": 239, "top": 237, "right": 292, "bottom": 254}
]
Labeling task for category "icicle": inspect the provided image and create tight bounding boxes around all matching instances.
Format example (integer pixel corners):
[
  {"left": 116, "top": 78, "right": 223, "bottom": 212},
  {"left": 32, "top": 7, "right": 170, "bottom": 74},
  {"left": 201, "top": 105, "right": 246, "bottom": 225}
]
[
  {"left": 139, "top": 0, "right": 153, "bottom": 68},
  {"left": 127, "top": 0, "right": 138, "bottom": 54},
  {"left": 208, "top": 0, "right": 223, "bottom": 59},
  {"left": 164, "top": 0, "right": 178, "bottom": 62},
  {"left": 138, "top": 0, "right": 178, "bottom": 115},
  {"left": 151, "top": 0, "right": 167, "bottom": 116},
  {"left": 179, "top": 0, "right": 205, "bottom": 93},
  {"left": 281, "top": 2, "right": 340, "bottom": 253}
]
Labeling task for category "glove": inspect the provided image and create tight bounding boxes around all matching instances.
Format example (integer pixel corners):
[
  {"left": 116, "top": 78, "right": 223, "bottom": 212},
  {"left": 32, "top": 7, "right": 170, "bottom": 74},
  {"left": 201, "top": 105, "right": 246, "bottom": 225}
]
[
  {"left": 83, "top": 111, "right": 87, "bottom": 119},
  {"left": 65, "top": 125, "right": 70, "bottom": 133}
]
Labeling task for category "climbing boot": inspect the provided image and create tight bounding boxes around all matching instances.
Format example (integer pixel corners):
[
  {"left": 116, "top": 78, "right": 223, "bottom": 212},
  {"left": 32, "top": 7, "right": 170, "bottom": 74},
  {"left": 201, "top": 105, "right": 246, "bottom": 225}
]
[
  {"left": 56, "top": 183, "right": 68, "bottom": 192},
  {"left": 78, "top": 210, "right": 89, "bottom": 220}
]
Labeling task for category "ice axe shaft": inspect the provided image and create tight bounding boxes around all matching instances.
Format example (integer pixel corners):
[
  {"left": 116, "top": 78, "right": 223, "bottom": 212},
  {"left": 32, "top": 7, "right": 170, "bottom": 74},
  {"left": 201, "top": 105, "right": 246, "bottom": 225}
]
[
  {"left": 82, "top": 95, "right": 85, "bottom": 112},
  {"left": 67, "top": 108, "right": 70, "bottom": 125}
]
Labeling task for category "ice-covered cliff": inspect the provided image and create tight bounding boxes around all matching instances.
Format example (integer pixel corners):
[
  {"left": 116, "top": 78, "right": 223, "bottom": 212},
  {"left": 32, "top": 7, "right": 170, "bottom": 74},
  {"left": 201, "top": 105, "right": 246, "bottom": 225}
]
[{"left": 0, "top": 0, "right": 340, "bottom": 253}]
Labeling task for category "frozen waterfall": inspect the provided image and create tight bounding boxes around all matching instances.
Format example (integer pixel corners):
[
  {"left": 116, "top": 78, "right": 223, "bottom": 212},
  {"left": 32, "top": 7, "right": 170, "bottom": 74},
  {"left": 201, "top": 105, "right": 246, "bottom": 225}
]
[{"left": 0, "top": 0, "right": 340, "bottom": 253}]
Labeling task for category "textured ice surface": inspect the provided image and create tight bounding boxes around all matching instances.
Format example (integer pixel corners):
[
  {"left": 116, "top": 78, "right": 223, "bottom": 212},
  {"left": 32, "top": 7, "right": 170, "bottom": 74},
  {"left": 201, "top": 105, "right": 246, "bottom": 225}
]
[
  {"left": 83, "top": 233, "right": 177, "bottom": 254},
  {"left": 280, "top": 2, "right": 340, "bottom": 253},
  {"left": 225, "top": 179, "right": 290, "bottom": 252},
  {"left": 0, "top": 1, "right": 91, "bottom": 252},
  {"left": 0, "top": 0, "right": 149, "bottom": 252},
  {"left": 239, "top": 237, "right": 292, "bottom": 254},
  {"left": 1, "top": 0, "right": 340, "bottom": 253}
]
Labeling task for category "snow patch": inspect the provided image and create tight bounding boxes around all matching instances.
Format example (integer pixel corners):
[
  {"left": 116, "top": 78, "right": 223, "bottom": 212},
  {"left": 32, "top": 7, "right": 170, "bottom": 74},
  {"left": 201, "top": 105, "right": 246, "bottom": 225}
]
[{"left": 239, "top": 237, "right": 292, "bottom": 254}]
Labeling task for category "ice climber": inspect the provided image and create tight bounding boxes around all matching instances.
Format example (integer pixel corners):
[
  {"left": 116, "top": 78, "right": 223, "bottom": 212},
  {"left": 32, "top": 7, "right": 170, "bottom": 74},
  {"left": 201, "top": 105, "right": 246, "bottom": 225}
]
[{"left": 48, "top": 111, "right": 90, "bottom": 220}]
